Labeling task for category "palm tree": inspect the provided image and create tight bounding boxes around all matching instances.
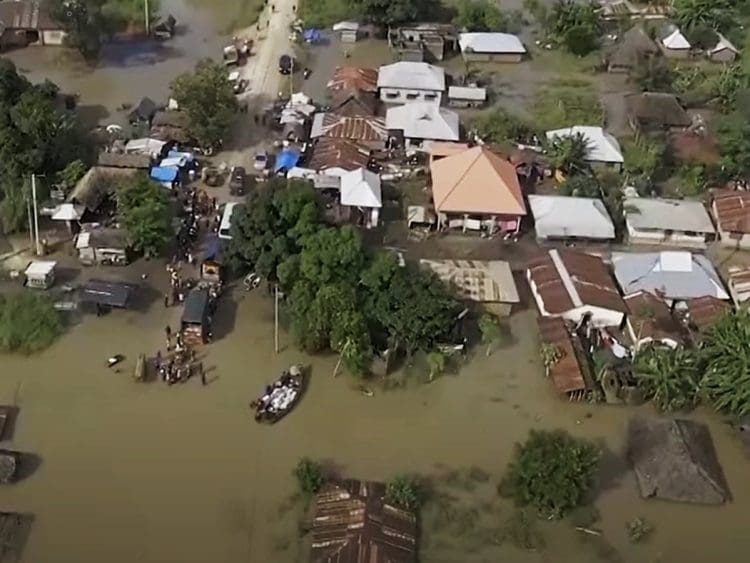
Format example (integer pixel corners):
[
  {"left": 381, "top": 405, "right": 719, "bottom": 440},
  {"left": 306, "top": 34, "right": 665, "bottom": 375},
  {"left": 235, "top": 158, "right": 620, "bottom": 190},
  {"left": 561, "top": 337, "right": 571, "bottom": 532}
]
[
  {"left": 546, "top": 132, "right": 590, "bottom": 175},
  {"left": 633, "top": 346, "right": 702, "bottom": 412},
  {"left": 673, "top": 0, "right": 734, "bottom": 32}
]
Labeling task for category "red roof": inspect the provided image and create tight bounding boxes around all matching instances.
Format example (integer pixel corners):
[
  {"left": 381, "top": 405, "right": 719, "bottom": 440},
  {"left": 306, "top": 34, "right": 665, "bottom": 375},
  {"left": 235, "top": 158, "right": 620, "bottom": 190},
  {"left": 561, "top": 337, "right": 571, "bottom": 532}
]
[
  {"left": 537, "top": 317, "right": 587, "bottom": 395},
  {"left": 527, "top": 249, "right": 626, "bottom": 315},
  {"left": 307, "top": 138, "right": 370, "bottom": 172},
  {"left": 712, "top": 189, "right": 750, "bottom": 234},
  {"left": 685, "top": 296, "right": 730, "bottom": 333}
]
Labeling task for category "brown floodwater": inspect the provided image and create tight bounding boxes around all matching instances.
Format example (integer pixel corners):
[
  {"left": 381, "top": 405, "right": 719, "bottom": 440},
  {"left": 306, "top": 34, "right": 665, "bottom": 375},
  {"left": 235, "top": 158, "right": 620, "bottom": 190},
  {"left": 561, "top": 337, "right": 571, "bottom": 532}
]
[{"left": 1, "top": 273, "right": 749, "bottom": 562}]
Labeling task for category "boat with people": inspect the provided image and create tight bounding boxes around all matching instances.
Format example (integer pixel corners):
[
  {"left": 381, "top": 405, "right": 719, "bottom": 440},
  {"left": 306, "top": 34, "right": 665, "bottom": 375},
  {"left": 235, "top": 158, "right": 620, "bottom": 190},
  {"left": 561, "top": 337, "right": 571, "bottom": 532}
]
[{"left": 250, "top": 365, "right": 305, "bottom": 423}]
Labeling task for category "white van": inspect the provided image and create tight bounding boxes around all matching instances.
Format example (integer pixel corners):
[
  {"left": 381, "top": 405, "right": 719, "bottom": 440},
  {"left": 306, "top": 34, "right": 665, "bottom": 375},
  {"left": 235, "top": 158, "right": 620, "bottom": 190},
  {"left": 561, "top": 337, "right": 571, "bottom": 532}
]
[{"left": 218, "top": 202, "right": 240, "bottom": 240}]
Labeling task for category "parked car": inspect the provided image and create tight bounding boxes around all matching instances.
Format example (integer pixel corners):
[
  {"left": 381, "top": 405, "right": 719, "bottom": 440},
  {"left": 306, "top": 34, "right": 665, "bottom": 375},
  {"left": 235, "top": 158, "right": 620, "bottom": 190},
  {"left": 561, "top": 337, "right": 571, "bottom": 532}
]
[
  {"left": 229, "top": 166, "right": 246, "bottom": 195},
  {"left": 254, "top": 151, "right": 268, "bottom": 171},
  {"left": 278, "top": 54, "right": 292, "bottom": 74}
]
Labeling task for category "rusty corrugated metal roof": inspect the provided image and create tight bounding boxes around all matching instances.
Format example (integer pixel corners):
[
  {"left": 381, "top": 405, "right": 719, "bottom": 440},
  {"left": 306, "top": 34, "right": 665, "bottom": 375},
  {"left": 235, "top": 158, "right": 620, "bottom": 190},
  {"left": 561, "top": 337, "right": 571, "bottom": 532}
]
[
  {"left": 314, "top": 113, "right": 387, "bottom": 143},
  {"left": 307, "top": 138, "right": 370, "bottom": 172},
  {"left": 311, "top": 480, "right": 416, "bottom": 563},
  {"left": 328, "top": 66, "right": 378, "bottom": 95},
  {"left": 711, "top": 189, "right": 750, "bottom": 234},
  {"left": 624, "top": 291, "right": 683, "bottom": 345},
  {"left": 537, "top": 316, "right": 586, "bottom": 394},
  {"left": 685, "top": 296, "right": 730, "bottom": 333}
]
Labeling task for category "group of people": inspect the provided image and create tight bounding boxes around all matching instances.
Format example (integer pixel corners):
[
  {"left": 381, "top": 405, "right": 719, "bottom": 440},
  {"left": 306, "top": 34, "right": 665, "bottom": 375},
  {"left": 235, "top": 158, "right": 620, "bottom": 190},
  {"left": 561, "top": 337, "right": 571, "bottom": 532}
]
[
  {"left": 250, "top": 366, "right": 303, "bottom": 422},
  {"left": 155, "top": 328, "right": 207, "bottom": 386}
]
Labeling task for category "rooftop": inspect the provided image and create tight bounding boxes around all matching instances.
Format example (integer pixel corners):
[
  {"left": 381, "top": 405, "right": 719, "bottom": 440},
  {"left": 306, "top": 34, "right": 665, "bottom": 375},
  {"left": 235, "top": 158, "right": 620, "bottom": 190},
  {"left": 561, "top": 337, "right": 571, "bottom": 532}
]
[
  {"left": 419, "top": 259, "right": 519, "bottom": 303},
  {"left": 624, "top": 197, "right": 715, "bottom": 234},
  {"left": 611, "top": 251, "right": 729, "bottom": 301},
  {"left": 307, "top": 138, "right": 370, "bottom": 172},
  {"left": 339, "top": 168, "right": 382, "bottom": 208},
  {"left": 458, "top": 32, "right": 526, "bottom": 54},
  {"left": 661, "top": 25, "right": 691, "bottom": 50},
  {"left": 526, "top": 249, "right": 626, "bottom": 315},
  {"left": 385, "top": 103, "right": 459, "bottom": 141},
  {"left": 528, "top": 195, "right": 615, "bottom": 240},
  {"left": 625, "top": 92, "right": 691, "bottom": 129},
  {"left": 311, "top": 113, "right": 387, "bottom": 143},
  {"left": 545, "top": 126, "right": 624, "bottom": 164},
  {"left": 377, "top": 61, "right": 445, "bottom": 91},
  {"left": 711, "top": 189, "right": 750, "bottom": 234},
  {"left": 310, "top": 479, "right": 417, "bottom": 563},
  {"left": 684, "top": 296, "right": 730, "bottom": 334},
  {"left": 624, "top": 291, "right": 683, "bottom": 347},
  {"left": 327, "top": 66, "right": 378, "bottom": 95},
  {"left": 537, "top": 316, "right": 588, "bottom": 395},
  {"left": 97, "top": 152, "right": 152, "bottom": 170},
  {"left": 447, "top": 86, "right": 487, "bottom": 101},
  {"left": 606, "top": 25, "right": 659, "bottom": 68},
  {"left": 430, "top": 146, "right": 525, "bottom": 216}
]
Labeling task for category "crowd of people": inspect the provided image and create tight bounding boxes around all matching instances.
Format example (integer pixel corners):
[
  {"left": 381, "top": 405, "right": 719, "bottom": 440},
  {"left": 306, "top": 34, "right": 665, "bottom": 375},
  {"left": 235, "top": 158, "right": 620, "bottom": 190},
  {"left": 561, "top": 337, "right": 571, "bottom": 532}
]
[
  {"left": 154, "top": 328, "right": 207, "bottom": 386},
  {"left": 250, "top": 366, "right": 303, "bottom": 422}
]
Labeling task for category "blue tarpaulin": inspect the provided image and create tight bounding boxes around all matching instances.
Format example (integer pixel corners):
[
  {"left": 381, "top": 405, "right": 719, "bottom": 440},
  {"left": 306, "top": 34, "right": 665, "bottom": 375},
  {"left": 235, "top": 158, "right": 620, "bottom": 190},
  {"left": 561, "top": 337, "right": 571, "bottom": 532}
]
[
  {"left": 274, "top": 149, "right": 301, "bottom": 173},
  {"left": 204, "top": 236, "right": 221, "bottom": 261},
  {"left": 168, "top": 150, "right": 195, "bottom": 162},
  {"left": 150, "top": 166, "right": 179, "bottom": 183},
  {"left": 303, "top": 28, "right": 321, "bottom": 43}
]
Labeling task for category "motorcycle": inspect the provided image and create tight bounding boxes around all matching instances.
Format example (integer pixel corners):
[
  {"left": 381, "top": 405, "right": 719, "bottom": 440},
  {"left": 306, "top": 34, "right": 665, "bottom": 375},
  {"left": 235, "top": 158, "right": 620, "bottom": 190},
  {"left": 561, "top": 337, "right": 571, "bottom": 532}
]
[{"left": 243, "top": 273, "right": 262, "bottom": 291}]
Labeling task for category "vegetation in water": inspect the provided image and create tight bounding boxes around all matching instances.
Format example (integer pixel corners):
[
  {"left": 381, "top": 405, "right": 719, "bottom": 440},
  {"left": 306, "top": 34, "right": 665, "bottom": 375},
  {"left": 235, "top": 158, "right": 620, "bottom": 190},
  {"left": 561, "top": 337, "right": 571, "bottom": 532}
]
[
  {"left": 116, "top": 174, "right": 172, "bottom": 258},
  {"left": 530, "top": 0, "right": 602, "bottom": 56},
  {"left": 171, "top": 60, "right": 238, "bottom": 150},
  {"left": 0, "top": 294, "right": 62, "bottom": 354},
  {"left": 478, "top": 314, "right": 510, "bottom": 356},
  {"left": 532, "top": 79, "right": 604, "bottom": 131},
  {"left": 500, "top": 508, "right": 545, "bottom": 550},
  {"left": 626, "top": 516, "right": 654, "bottom": 543},
  {"left": 385, "top": 475, "right": 425, "bottom": 510},
  {"left": 299, "top": 0, "right": 435, "bottom": 28},
  {"left": 293, "top": 457, "right": 324, "bottom": 498},
  {"left": 633, "top": 346, "right": 702, "bottom": 413},
  {"left": 499, "top": 429, "right": 600, "bottom": 519},
  {"left": 453, "top": 0, "right": 524, "bottom": 34}
]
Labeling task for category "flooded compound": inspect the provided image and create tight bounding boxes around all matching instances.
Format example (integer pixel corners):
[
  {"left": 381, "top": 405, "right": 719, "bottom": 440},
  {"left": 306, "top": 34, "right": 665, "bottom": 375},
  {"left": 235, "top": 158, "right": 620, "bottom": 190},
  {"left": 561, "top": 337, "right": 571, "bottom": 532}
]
[
  {"left": 0, "top": 289, "right": 750, "bottom": 562},
  {"left": 3, "top": 0, "right": 234, "bottom": 126}
]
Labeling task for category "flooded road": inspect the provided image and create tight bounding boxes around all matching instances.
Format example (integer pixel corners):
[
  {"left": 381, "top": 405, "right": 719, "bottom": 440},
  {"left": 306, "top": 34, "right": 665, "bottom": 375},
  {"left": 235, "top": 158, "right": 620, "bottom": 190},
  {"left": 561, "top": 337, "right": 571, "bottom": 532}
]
[
  {"left": 3, "top": 0, "right": 235, "bottom": 126},
  {"left": 1, "top": 280, "right": 749, "bottom": 562}
]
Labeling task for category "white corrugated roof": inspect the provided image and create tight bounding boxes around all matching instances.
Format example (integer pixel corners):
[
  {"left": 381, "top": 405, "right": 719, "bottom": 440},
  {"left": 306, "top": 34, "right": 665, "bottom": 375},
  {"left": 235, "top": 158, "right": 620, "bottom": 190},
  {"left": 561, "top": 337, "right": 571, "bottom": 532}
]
[
  {"left": 545, "top": 126, "right": 624, "bottom": 164},
  {"left": 448, "top": 86, "right": 487, "bottom": 101},
  {"left": 529, "top": 195, "right": 615, "bottom": 240},
  {"left": 662, "top": 28, "right": 690, "bottom": 50},
  {"left": 710, "top": 33, "right": 739, "bottom": 54},
  {"left": 377, "top": 61, "right": 445, "bottom": 91},
  {"left": 75, "top": 232, "right": 91, "bottom": 249},
  {"left": 458, "top": 32, "right": 526, "bottom": 54},
  {"left": 25, "top": 261, "right": 56, "bottom": 277},
  {"left": 340, "top": 168, "right": 382, "bottom": 208},
  {"left": 52, "top": 203, "right": 84, "bottom": 221},
  {"left": 386, "top": 103, "right": 459, "bottom": 141},
  {"left": 624, "top": 197, "right": 716, "bottom": 234}
]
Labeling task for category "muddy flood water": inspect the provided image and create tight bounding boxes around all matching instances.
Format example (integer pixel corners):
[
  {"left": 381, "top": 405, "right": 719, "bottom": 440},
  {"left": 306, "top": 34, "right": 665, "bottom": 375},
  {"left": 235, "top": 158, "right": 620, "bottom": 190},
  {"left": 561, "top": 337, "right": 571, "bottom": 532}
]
[{"left": 1, "top": 278, "right": 750, "bottom": 562}]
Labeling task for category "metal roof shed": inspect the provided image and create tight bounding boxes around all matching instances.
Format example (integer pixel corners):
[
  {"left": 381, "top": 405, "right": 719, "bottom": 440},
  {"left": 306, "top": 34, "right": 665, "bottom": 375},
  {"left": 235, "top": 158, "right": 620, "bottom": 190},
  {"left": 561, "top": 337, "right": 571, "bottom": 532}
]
[
  {"left": 529, "top": 195, "right": 615, "bottom": 241},
  {"left": 80, "top": 280, "right": 133, "bottom": 308},
  {"left": 181, "top": 289, "right": 210, "bottom": 325}
]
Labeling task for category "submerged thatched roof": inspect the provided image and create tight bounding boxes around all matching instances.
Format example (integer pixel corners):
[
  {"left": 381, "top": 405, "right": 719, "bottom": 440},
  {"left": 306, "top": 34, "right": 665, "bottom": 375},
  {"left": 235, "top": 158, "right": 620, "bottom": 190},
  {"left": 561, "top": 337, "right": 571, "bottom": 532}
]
[{"left": 627, "top": 417, "right": 730, "bottom": 505}]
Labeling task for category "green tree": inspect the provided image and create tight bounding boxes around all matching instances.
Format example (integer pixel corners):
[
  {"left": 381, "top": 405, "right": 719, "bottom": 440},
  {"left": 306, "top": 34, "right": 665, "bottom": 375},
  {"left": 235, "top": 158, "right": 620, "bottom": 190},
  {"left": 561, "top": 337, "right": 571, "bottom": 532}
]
[
  {"left": 701, "top": 310, "right": 750, "bottom": 419},
  {"left": 171, "top": 60, "right": 238, "bottom": 149},
  {"left": 385, "top": 475, "right": 424, "bottom": 510},
  {"left": 673, "top": 0, "right": 735, "bottom": 33},
  {"left": 454, "top": 0, "right": 508, "bottom": 32},
  {"left": 52, "top": 0, "right": 106, "bottom": 61},
  {"left": 293, "top": 457, "right": 324, "bottom": 497},
  {"left": 499, "top": 430, "right": 600, "bottom": 519},
  {"left": 473, "top": 108, "right": 537, "bottom": 144},
  {"left": 358, "top": 0, "right": 432, "bottom": 26},
  {"left": 426, "top": 350, "right": 446, "bottom": 382},
  {"left": 546, "top": 132, "right": 590, "bottom": 175},
  {"left": 0, "top": 293, "right": 62, "bottom": 354},
  {"left": 227, "top": 178, "right": 322, "bottom": 280},
  {"left": 559, "top": 174, "right": 600, "bottom": 197},
  {"left": 478, "top": 313, "right": 508, "bottom": 356},
  {"left": 633, "top": 346, "right": 702, "bottom": 412},
  {"left": 116, "top": 174, "right": 171, "bottom": 257},
  {"left": 716, "top": 112, "right": 750, "bottom": 181},
  {"left": 631, "top": 58, "right": 675, "bottom": 93},
  {"left": 532, "top": 80, "right": 604, "bottom": 130},
  {"left": 55, "top": 159, "right": 88, "bottom": 195},
  {"left": 545, "top": 0, "right": 601, "bottom": 55}
]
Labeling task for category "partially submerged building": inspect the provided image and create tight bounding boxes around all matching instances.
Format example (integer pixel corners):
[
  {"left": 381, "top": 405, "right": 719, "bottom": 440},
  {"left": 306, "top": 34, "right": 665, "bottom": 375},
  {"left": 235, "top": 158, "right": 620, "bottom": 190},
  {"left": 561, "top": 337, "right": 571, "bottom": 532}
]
[
  {"left": 310, "top": 479, "right": 417, "bottom": 563},
  {"left": 625, "top": 92, "right": 691, "bottom": 132},
  {"left": 458, "top": 32, "right": 526, "bottom": 63},
  {"left": 710, "top": 189, "right": 750, "bottom": 249},
  {"left": 612, "top": 251, "right": 729, "bottom": 301},
  {"left": 545, "top": 126, "right": 624, "bottom": 168},
  {"left": 0, "top": 1, "right": 67, "bottom": 49},
  {"left": 377, "top": 61, "right": 445, "bottom": 105},
  {"left": 682, "top": 296, "right": 730, "bottom": 339},
  {"left": 707, "top": 33, "right": 739, "bottom": 63},
  {"left": 537, "top": 316, "right": 591, "bottom": 398},
  {"left": 447, "top": 86, "right": 486, "bottom": 108},
  {"left": 627, "top": 417, "right": 730, "bottom": 505},
  {"left": 387, "top": 23, "right": 457, "bottom": 62},
  {"left": 419, "top": 259, "right": 519, "bottom": 315},
  {"left": 75, "top": 227, "right": 130, "bottom": 266},
  {"left": 659, "top": 24, "right": 691, "bottom": 58},
  {"left": 528, "top": 195, "right": 615, "bottom": 242},
  {"left": 526, "top": 249, "right": 626, "bottom": 327},
  {"left": 429, "top": 146, "right": 526, "bottom": 234},
  {"left": 623, "top": 197, "right": 716, "bottom": 248}
]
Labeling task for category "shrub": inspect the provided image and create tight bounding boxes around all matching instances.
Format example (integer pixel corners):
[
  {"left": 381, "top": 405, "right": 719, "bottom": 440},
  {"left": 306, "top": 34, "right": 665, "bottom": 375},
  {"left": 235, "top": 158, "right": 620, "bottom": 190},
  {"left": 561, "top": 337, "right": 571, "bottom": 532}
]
[
  {"left": 0, "top": 293, "right": 62, "bottom": 354},
  {"left": 293, "top": 457, "right": 324, "bottom": 497}
]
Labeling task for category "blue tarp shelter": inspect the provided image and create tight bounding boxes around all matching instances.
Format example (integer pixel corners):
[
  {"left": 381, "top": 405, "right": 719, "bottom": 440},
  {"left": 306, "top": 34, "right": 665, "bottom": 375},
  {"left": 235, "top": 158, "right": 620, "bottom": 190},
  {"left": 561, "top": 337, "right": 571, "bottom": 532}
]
[
  {"left": 150, "top": 166, "right": 179, "bottom": 183},
  {"left": 274, "top": 149, "right": 301, "bottom": 173},
  {"left": 303, "top": 28, "right": 322, "bottom": 43},
  {"left": 204, "top": 236, "right": 221, "bottom": 261}
]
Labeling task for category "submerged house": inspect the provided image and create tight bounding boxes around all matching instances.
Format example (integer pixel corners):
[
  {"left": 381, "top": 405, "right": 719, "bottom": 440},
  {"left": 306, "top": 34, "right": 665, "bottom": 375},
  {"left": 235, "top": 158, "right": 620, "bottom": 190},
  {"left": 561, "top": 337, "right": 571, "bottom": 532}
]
[
  {"left": 611, "top": 251, "right": 729, "bottom": 302},
  {"left": 310, "top": 479, "right": 417, "bottom": 563},
  {"left": 627, "top": 417, "right": 730, "bottom": 505},
  {"left": 0, "top": 1, "right": 67, "bottom": 49},
  {"left": 429, "top": 146, "right": 526, "bottom": 234},
  {"left": 707, "top": 33, "right": 739, "bottom": 63},
  {"left": 537, "top": 316, "right": 591, "bottom": 398},
  {"left": 387, "top": 23, "right": 457, "bottom": 62},
  {"left": 710, "top": 189, "right": 750, "bottom": 249},
  {"left": 458, "top": 32, "right": 526, "bottom": 63},
  {"left": 623, "top": 197, "right": 716, "bottom": 248},
  {"left": 528, "top": 195, "right": 615, "bottom": 242},
  {"left": 377, "top": 61, "right": 445, "bottom": 105},
  {"left": 526, "top": 249, "right": 626, "bottom": 327}
]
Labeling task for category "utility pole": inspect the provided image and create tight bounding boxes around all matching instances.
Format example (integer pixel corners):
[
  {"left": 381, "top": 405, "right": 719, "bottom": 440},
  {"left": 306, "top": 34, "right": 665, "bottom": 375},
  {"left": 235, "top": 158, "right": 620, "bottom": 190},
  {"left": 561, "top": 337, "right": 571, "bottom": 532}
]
[
  {"left": 274, "top": 283, "right": 279, "bottom": 353},
  {"left": 31, "top": 174, "right": 41, "bottom": 256},
  {"left": 25, "top": 192, "right": 33, "bottom": 249},
  {"left": 144, "top": 0, "right": 150, "bottom": 36}
]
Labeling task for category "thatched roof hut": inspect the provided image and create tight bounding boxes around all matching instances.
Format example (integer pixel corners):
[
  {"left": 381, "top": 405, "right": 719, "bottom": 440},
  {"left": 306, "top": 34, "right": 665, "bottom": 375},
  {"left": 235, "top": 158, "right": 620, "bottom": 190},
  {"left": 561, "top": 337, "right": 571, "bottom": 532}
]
[
  {"left": 607, "top": 26, "right": 659, "bottom": 72},
  {"left": 627, "top": 417, "right": 730, "bottom": 505},
  {"left": 310, "top": 479, "right": 417, "bottom": 563}
]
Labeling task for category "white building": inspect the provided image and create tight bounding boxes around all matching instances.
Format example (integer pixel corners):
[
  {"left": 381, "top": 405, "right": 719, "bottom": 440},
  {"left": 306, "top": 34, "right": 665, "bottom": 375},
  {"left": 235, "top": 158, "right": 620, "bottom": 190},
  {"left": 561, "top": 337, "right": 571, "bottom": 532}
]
[
  {"left": 528, "top": 195, "right": 615, "bottom": 241},
  {"left": 624, "top": 197, "right": 716, "bottom": 248},
  {"left": 339, "top": 168, "right": 382, "bottom": 228},
  {"left": 385, "top": 103, "right": 460, "bottom": 146},
  {"left": 458, "top": 32, "right": 526, "bottom": 62},
  {"left": 377, "top": 61, "right": 445, "bottom": 105},
  {"left": 545, "top": 126, "right": 624, "bottom": 168}
]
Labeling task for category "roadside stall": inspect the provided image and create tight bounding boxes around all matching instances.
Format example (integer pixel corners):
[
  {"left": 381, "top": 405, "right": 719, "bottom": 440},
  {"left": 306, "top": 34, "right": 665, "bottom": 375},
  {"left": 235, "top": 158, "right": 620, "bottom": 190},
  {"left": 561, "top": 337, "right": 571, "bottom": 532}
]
[
  {"left": 24, "top": 261, "right": 57, "bottom": 289},
  {"left": 181, "top": 289, "right": 211, "bottom": 345},
  {"left": 200, "top": 236, "right": 223, "bottom": 284},
  {"left": 76, "top": 227, "right": 130, "bottom": 266}
]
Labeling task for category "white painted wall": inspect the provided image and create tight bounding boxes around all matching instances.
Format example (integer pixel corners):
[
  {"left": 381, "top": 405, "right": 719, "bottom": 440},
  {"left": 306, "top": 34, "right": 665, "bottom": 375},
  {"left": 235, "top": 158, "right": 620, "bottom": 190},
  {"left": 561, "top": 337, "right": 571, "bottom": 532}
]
[
  {"left": 626, "top": 222, "right": 709, "bottom": 249},
  {"left": 379, "top": 88, "right": 442, "bottom": 105}
]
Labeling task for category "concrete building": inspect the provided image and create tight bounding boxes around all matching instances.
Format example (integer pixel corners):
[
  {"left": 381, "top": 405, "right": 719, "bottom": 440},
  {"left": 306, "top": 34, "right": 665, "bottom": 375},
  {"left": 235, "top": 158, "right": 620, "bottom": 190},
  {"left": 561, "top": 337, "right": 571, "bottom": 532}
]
[
  {"left": 458, "top": 32, "right": 526, "bottom": 63},
  {"left": 528, "top": 195, "right": 615, "bottom": 242},
  {"left": 623, "top": 197, "right": 716, "bottom": 249},
  {"left": 377, "top": 61, "right": 445, "bottom": 105},
  {"left": 386, "top": 102, "right": 460, "bottom": 146}
]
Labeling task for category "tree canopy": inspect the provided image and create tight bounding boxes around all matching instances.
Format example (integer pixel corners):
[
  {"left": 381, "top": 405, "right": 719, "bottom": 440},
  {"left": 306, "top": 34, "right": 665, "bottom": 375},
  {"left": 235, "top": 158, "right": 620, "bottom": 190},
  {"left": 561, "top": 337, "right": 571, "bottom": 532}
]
[
  {"left": 673, "top": 0, "right": 736, "bottom": 34},
  {"left": 453, "top": 0, "right": 509, "bottom": 32},
  {"left": 499, "top": 430, "right": 600, "bottom": 519},
  {"left": 544, "top": 0, "right": 601, "bottom": 56},
  {"left": 472, "top": 108, "right": 537, "bottom": 145},
  {"left": 171, "top": 59, "right": 238, "bottom": 150},
  {"left": 0, "top": 293, "right": 62, "bottom": 354},
  {"left": 716, "top": 112, "right": 750, "bottom": 181},
  {"left": 0, "top": 60, "right": 89, "bottom": 233},
  {"left": 546, "top": 132, "right": 590, "bottom": 175},
  {"left": 634, "top": 346, "right": 702, "bottom": 412},
  {"left": 116, "top": 174, "right": 172, "bottom": 257}
]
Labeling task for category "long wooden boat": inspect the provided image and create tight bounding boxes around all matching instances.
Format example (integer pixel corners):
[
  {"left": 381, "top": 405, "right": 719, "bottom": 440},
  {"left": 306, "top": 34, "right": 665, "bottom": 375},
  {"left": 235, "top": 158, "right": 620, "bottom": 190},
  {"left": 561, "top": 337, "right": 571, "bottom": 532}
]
[{"left": 250, "top": 365, "right": 305, "bottom": 424}]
